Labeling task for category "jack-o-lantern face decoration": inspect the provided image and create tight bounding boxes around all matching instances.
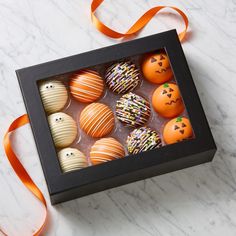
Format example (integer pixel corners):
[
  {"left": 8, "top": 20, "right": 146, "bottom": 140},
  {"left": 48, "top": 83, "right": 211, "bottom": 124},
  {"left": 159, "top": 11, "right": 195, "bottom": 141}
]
[
  {"left": 163, "top": 117, "right": 193, "bottom": 144},
  {"left": 152, "top": 83, "right": 184, "bottom": 118},
  {"left": 142, "top": 52, "right": 173, "bottom": 84}
]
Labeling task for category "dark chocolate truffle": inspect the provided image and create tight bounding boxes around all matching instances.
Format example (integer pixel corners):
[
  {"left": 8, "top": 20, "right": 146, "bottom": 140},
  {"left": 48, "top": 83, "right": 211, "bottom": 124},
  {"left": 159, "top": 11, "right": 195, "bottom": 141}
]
[
  {"left": 126, "top": 127, "right": 162, "bottom": 154},
  {"left": 116, "top": 92, "right": 150, "bottom": 127},
  {"left": 105, "top": 61, "right": 140, "bottom": 94}
]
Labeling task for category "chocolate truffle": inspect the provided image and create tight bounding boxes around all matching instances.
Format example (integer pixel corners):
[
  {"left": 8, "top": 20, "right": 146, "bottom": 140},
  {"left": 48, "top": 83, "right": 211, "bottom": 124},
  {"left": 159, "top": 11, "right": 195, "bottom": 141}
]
[
  {"left": 116, "top": 92, "right": 151, "bottom": 127},
  {"left": 58, "top": 148, "right": 88, "bottom": 173},
  {"left": 48, "top": 112, "right": 77, "bottom": 148},
  {"left": 142, "top": 52, "right": 173, "bottom": 84},
  {"left": 80, "top": 103, "right": 115, "bottom": 138},
  {"left": 126, "top": 127, "right": 162, "bottom": 154},
  {"left": 105, "top": 61, "right": 140, "bottom": 94},
  {"left": 152, "top": 83, "right": 184, "bottom": 118},
  {"left": 90, "top": 137, "right": 125, "bottom": 165},
  {"left": 39, "top": 80, "right": 68, "bottom": 114},
  {"left": 69, "top": 69, "right": 104, "bottom": 103},
  {"left": 163, "top": 117, "right": 193, "bottom": 144}
]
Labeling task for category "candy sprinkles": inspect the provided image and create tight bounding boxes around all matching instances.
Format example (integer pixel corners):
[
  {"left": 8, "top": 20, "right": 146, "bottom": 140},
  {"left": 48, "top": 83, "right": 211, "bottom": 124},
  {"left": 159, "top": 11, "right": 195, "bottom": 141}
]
[
  {"left": 105, "top": 61, "right": 140, "bottom": 94},
  {"left": 116, "top": 92, "right": 151, "bottom": 127},
  {"left": 126, "top": 127, "right": 162, "bottom": 154}
]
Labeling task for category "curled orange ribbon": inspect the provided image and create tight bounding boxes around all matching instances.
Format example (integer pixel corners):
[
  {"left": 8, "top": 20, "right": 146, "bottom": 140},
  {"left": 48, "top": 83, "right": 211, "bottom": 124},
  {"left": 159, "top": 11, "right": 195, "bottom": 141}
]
[
  {"left": 91, "top": 0, "right": 189, "bottom": 41},
  {"left": 2, "top": 1, "right": 189, "bottom": 235},
  {"left": 3, "top": 114, "right": 47, "bottom": 236}
]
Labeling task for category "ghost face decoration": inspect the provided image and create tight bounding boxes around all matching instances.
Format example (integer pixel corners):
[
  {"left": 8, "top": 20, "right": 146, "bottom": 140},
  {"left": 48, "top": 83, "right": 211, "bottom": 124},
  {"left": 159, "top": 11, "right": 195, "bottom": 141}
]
[
  {"left": 48, "top": 112, "right": 77, "bottom": 148},
  {"left": 142, "top": 52, "right": 173, "bottom": 84},
  {"left": 152, "top": 83, "right": 184, "bottom": 118},
  {"left": 39, "top": 80, "right": 68, "bottom": 114},
  {"left": 58, "top": 148, "right": 88, "bottom": 173},
  {"left": 163, "top": 117, "right": 193, "bottom": 144}
]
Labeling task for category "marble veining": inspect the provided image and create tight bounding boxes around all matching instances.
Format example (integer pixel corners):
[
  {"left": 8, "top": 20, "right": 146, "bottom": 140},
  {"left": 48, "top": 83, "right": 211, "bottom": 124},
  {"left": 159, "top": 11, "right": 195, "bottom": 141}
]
[{"left": 0, "top": 0, "right": 236, "bottom": 235}]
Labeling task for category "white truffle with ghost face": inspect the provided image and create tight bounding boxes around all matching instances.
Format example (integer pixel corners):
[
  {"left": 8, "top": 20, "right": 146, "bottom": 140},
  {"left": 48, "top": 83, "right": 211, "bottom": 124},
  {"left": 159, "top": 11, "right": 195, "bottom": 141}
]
[
  {"left": 48, "top": 112, "right": 78, "bottom": 148},
  {"left": 39, "top": 80, "right": 68, "bottom": 114},
  {"left": 58, "top": 148, "right": 88, "bottom": 173}
]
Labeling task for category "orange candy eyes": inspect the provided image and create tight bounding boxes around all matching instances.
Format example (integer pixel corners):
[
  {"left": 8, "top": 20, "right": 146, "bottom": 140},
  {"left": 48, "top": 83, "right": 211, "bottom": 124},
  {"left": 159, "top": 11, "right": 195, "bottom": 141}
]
[
  {"left": 163, "top": 117, "right": 193, "bottom": 144},
  {"left": 142, "top": 52, "right": 173, "bottom": 84},
  {"left": 152, "top": 83, "right": 184, "bottom": 118}
]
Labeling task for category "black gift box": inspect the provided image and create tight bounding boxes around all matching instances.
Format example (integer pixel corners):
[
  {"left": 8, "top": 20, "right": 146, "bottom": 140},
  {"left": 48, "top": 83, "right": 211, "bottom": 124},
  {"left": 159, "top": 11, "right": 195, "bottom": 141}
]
[{"left": 17, "top": 30, "right": 216, "bottom": 204}]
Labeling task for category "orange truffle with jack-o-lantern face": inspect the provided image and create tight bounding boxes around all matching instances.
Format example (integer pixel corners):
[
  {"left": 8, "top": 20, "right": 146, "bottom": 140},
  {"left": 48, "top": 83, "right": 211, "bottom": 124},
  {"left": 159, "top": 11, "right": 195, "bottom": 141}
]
[
  {"left": 163, "top": 117, "right": 193, "bottom": 144},
  {"left": 142, "top": 52, "right": 173, "bottom": 84},
  {"left": 152, "top": 83, "right": 184, "bottom": 118}
]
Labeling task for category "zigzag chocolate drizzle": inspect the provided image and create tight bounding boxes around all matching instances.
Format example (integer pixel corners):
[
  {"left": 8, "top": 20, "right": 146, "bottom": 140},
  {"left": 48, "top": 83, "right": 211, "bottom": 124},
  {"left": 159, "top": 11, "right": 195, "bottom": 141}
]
[{"left": 165, "top": 98, "right": 180, "bottom": 105}]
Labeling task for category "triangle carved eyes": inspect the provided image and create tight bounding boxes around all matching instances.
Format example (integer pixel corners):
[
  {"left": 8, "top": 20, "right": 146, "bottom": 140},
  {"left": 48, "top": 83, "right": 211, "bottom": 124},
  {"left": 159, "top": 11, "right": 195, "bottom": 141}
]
[
  {"left": 160, "top": 54, "right": 165, "bottom": 60},
  {"left": 151, "top": 57, "right": 157, "bottom": 63},
  {"left": 169, "top": 88, "right": 174, "bottom": 92},
  {"left": 162, "top": 90, "right": 167, "bottom": 94},
  {"left": 174, "top": 125, "right": 179, "bottom": 130},
  {"left": 182, "top": 123, "right": 186, "bottom": 128}
]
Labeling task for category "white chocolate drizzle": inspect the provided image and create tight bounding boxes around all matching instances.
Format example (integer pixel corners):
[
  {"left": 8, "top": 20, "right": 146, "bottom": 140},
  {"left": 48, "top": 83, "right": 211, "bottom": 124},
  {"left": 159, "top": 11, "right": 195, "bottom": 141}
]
[
  {"left": 70, "top": 69, "right": 104, "bottom": 103},
  {"left": 80, "top": 103, "right": 114, "bottom": 138},
  {"left": 90, "top": 137, "right": 125, "bottom": 165},
  {"left": 48, "top": 112, "right": 78, "bottom": 148},
  {"left": 58, "top": 148, "right": 88, "bottom": 173},
  {"left": 39, "top": 80, "right": 68, "bottom": 114}
]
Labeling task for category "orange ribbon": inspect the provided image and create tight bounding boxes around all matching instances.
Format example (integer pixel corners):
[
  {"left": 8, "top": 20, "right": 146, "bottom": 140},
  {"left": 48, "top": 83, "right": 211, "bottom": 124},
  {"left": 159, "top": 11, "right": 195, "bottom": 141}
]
[
  {"left": 3, "top": 114, "right": 47, "bottom": 236},
  {"left": 2, "top": 1, "right": 189, "bottom": 235},
  {"left": 91, "top": 0, "right": 188, "bottom": 41}
]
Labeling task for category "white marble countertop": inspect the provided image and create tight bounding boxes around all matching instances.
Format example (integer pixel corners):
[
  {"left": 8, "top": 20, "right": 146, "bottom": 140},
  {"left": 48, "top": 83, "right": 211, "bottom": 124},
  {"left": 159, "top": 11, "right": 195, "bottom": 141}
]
[{"left": 0, "top": 0, "right": 236, "bottom": 235}]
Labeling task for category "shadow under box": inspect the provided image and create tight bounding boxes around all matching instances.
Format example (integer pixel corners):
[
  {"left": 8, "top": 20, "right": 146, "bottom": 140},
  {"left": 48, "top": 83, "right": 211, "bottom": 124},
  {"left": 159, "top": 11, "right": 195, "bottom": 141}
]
[{"left": 17, "top": 30, "right": 216, "bottom": 204}]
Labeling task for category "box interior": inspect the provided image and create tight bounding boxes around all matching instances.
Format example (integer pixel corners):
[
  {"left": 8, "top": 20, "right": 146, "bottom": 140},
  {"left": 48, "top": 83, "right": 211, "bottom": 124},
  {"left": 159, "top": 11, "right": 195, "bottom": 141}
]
[{"left": 37, "top": 48, "right": 195, "bottom": 174}]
